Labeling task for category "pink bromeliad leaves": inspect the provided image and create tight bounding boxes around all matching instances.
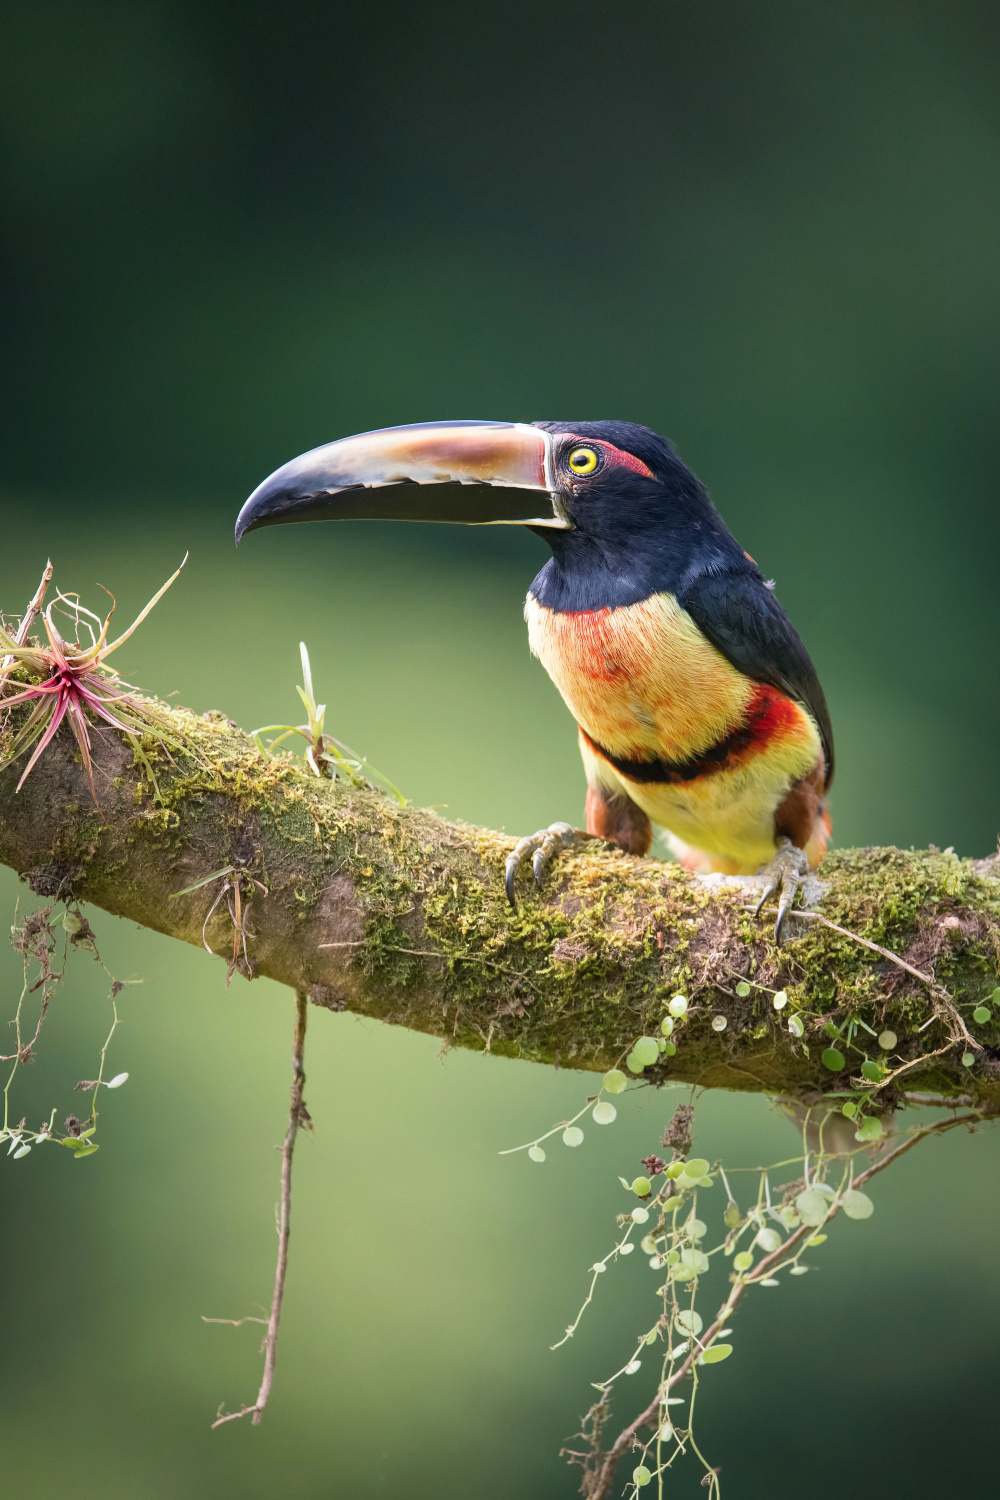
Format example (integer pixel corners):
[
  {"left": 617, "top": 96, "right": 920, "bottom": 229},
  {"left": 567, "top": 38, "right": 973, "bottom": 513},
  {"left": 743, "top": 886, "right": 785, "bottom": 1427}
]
[{"left": 0, "top": 557, "right": 188, "bottom": 806}]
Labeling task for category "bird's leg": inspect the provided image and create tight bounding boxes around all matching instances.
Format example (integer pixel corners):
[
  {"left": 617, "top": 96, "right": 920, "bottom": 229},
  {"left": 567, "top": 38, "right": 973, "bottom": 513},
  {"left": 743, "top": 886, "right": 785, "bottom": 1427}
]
[
  {"left": 754, "top": 836, "right": 809, "bottom": 940},
  {"left": 505, "top": 823, "right": 593, "bottom": 906}
]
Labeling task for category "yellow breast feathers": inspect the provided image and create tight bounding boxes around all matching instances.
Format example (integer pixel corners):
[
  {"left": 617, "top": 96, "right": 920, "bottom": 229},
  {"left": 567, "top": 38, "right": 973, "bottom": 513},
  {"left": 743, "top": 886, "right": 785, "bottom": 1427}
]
[{"left": 524, "top": 590, "right": 754, "bottom": 764}]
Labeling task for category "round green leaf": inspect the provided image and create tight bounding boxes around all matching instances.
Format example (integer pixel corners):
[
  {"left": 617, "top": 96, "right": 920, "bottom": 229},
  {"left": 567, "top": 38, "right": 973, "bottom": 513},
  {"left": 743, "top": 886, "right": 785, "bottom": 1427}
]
[
  {"left": 841, "top": 1189, "right": 874, "bottom": 1220},
  {"left": 562, "top": 1126, "right": 584, "bottom": 1147},
  {"left": 723, "top": 1201, "right": 742, "bottom": 1229},
  {"left": 528, "top": 1145, "right": 546, "bottom": 1162},
  {"left": 603, "top": 1069, "right": 628, "bottom": 1094},
  {"left": 631, "top": 1206, "right": 650, "bottom": 1224},
  {"left": 660, "top": 1017, "right": 674, "bottom": 1037},
  {"left": 631, "top": 1176, "right": 652, "bottom": 1197},
  {"left": 640, "top": 1234, "right": 658, "bottom": 1254},
  {"left": 662, "top": 1041, "right": 677, "bottom": 1056},
  {"left": 684, "top": 1159, "right": 710, "bottom": 1178},
  {"left": 755, "top": 1227, "right": 782, "bottom": 1254},
  {"left": 632, "top": 1036, "right": 660, "bottom": 1067},
  {"left": 733, "top": 1250, "right": 754, "bottom": 1271},
  {"left": 807, "top": 1233, "right": 828, "bottom": 1245},
  {"left": 841, "top": 1100, "right": 858, "bottom": 1119},
  {"left": 878, "top": 1030, "right": 897, "bottom": 1050},
  {"left": 974, "top": 1007, "right": 992, "bottom": 1025},
  {"left": 711, "top": 1014, "right": 728, "bottom": 1032},
  {"left": 860, "top": 1060, "right": 883, "bottom": 1082},
  {"left": 626, "top": 1052, "right": 645, "bottom": 1073},
  {"left": 73, "top": 1144, "right": 99, "bottom": 1159},
  {"left": 788, "top": 1015, "right": 805, "bottom": 1038},
  {"left": 701, "top": 1343, "right": 732, "bottom": 1364},
  {"left": 772, "top": 991, "right": 788, "bottom": 1010},
  {"left": 962, "top": 1051, "right": 975, "bottom": 1068},
  {"left": 822, "top": 1047, "right": 845, "bottom": 1072},
  {"left": 855, "top": 1116, "right": 883, "bottom": 1141},
  {"left": 678, "top": 1247, "right": 710, "bottom": 1275},
  {"left": 668, "top": 994, "right": 688, "bottom": 1017},
  {"left": 592, "top": 1101, "right": 617, "bottom": 1125},
  {"left": 633, "top": 1467, "right": 652, "bottom": 1487},
  {"left": 735, "top": 981, "right": 751, "bottom": 998},
  {"left": 13, "top": 1144, "right": 31, "bottom": 1159},
  {"left": 675, "top": 1309, "right": 703, "bottom": 1336},
  {"left": 795, "top": 1188, "right": 830, "bottom": 1228},
  {"left": 685, "top": 1217, "right": 707, "bottom": 1241},
  {"left": 992, "top": 987, "right": 1000, "bottom": 1004},
  {"left": 665, "top": 1161, "right": 685, "bottom": 1179}
]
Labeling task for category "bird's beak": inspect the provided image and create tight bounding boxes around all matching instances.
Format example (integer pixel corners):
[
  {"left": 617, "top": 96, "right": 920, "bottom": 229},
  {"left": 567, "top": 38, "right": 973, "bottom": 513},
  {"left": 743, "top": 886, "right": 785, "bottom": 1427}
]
[{"left": 235, "top": 420, "right": 571, "bottom": 543}]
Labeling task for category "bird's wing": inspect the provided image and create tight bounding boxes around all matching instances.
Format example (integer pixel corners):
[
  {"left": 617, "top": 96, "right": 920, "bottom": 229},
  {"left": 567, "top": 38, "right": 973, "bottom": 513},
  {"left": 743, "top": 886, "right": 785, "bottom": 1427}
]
[{"left": 680, "top": 569, "right": 834, "bottom": 788}]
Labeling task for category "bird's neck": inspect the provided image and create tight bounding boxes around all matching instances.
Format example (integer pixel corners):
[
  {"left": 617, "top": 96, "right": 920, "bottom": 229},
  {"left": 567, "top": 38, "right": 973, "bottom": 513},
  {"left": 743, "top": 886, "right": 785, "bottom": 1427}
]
[{"left": 530, "top": 519, "right": 736, "bottom": 614}]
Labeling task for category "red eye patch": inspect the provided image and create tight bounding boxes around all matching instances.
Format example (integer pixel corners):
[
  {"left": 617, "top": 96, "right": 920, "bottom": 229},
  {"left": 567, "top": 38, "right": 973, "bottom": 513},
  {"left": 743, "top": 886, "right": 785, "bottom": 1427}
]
[{"left": 567, "top": 437, "right": 654, "bottom": 479}]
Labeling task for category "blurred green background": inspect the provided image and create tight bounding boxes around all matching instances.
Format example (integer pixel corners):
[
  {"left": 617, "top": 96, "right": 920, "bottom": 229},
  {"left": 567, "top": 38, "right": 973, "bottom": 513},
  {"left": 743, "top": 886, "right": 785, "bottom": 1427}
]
[{"left": 1, "top": 2, "right": 999, "bottom": 1495}]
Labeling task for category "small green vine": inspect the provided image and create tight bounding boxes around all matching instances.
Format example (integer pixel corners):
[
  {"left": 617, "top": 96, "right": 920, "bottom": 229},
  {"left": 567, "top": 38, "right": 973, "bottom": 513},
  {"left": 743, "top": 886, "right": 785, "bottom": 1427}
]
[
  {"left": 502, "top": 994, "right": 1000, "bottom": 1497},
  {"left": 1, "top": 898, "right": 137, "bottom": 1162}
]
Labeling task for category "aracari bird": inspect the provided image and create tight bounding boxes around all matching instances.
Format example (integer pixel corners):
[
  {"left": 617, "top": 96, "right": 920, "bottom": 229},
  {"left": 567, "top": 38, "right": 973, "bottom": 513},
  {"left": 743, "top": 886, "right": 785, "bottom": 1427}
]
[{"left": 236, "top": 420, "right": 833, "bottom": 935}]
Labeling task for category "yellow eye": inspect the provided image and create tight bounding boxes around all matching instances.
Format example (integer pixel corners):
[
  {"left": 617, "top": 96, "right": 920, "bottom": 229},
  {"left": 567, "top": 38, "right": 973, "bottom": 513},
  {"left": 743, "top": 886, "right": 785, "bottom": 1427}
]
[{"left": 568, "top": 446, "right": 599, "bottom": 475}]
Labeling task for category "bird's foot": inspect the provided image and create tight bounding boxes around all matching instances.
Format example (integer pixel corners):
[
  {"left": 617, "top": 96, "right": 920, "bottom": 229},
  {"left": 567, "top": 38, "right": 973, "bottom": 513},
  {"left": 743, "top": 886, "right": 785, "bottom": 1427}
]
[
  {"left": 754, "top": 837, "right": 809, "bottom": 941},
  {"left": 505, "top": 822, "right": 591, "bottom": 906}
]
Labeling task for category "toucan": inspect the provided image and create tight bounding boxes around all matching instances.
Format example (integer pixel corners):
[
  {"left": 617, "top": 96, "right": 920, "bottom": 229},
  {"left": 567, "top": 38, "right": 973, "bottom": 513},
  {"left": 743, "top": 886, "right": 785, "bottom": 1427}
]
[{"left": 235, "top": 420, "right": 833, "bottom": 935}]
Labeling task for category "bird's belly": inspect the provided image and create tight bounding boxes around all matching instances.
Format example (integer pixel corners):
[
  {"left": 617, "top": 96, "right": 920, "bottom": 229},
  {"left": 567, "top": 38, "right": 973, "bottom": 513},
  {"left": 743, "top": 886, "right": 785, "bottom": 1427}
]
[
  {"left": 526, "top": 590, "right": 823, "bottom": 871},
  {"left": 579, "top": 734, "right": 813, "bottom": 870}
]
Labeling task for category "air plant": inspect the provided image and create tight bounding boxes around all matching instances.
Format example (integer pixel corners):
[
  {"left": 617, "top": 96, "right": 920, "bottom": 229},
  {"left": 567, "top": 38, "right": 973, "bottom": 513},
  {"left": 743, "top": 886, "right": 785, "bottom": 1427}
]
[
  {"left": 252, "top": 642, "right": 404, "bottom": 803},
  {"left": 0, "top": 557, "right": 189, "bottom": 806}
]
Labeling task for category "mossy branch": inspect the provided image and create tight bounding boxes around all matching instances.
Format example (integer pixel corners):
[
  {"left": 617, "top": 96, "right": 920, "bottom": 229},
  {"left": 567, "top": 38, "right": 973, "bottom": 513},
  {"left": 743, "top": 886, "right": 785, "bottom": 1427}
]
[{"left": 1, "top": 694, "right": 999, "bottom": 1105}]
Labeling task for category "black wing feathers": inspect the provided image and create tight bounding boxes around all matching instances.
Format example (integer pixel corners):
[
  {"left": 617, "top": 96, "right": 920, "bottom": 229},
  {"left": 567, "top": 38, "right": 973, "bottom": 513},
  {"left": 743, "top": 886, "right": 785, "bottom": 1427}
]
[{"left": 680, "top": 570, "right": 835, "bottom": 789}]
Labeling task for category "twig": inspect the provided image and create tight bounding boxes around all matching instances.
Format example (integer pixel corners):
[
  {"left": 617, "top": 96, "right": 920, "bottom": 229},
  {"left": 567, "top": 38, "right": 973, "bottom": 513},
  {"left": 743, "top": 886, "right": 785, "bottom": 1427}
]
[
  {"left": 1, "top": 561, "right": 53, "bottom": 677},
  {"left": 756, "top": 905, "right": 937, "bottom": 986},
  {"left": 318, "top": 940, "right": 444, "bottom": 958},
  {"left": 903, "top": 1092, "right": 973, "bottom": 1108},
  {"left": 582, "top": 1106, "right": 990, "bottom": 1499},
  {"left": 210, "top": 988, "right": 309, "bottom": 1429},
  {"left": 202, "top": 1315, "right": 268, "bottom": 1327},
  {"left": 753, "top": 903, "right": 978, "bottom": 1050}
]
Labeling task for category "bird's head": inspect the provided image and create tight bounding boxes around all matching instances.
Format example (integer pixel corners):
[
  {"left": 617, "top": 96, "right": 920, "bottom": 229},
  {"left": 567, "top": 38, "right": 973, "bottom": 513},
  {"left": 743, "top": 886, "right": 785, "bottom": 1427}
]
[{"left": 234, "top": 419, "right": 717, "bottom": 551}]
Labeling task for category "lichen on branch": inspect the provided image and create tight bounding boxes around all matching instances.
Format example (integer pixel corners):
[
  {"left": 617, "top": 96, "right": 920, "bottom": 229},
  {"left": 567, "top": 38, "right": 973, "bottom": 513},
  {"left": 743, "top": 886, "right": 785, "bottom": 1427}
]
[{"left": 0, "top": 679, "right": 998, "bottom": 1107}]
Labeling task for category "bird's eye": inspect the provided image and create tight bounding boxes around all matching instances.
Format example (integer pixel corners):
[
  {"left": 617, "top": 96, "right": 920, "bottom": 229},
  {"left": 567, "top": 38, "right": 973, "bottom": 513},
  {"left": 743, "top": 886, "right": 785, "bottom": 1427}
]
[{"left": 567, "top": 447, "right": 599, "bottom": 475}]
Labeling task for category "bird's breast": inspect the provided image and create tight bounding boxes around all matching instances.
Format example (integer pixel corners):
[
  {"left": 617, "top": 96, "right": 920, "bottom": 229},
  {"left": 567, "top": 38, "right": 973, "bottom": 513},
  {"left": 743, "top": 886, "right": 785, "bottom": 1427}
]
[{"left": 525, "top": 590, "right": 755, "bottom": 763}]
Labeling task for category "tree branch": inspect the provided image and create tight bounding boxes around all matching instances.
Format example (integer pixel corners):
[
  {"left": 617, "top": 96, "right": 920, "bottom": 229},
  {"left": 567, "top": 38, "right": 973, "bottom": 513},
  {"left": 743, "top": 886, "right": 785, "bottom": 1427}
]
[{"left": 1, "top": 692, "right": 998, "bottom": 1102}]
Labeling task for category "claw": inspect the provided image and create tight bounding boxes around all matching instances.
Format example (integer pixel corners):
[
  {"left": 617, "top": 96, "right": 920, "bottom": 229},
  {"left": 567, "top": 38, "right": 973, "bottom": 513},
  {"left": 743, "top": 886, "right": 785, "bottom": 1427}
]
[
  {"left": 754, "top": 836, "right": 809, "bottom": 940},
  {"left": 505, "top": 821, "right": 582, "bottom": 906}
]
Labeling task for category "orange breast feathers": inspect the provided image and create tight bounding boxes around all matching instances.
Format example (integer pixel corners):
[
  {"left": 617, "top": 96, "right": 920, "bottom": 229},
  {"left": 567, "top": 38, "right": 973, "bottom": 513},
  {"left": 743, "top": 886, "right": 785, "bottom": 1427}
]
[{"left": 526, "top": 591, "right": 769, "bottom": 759}]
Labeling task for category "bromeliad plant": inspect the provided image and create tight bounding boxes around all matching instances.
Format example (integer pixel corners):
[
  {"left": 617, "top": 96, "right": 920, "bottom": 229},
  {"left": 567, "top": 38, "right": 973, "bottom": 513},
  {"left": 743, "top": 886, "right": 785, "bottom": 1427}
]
[
  {"left": 0, "top": 558, "right": 188, "bottom": 805},
  {"left": 252, "top": 641, "right": 404, "bottom": 802}
]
